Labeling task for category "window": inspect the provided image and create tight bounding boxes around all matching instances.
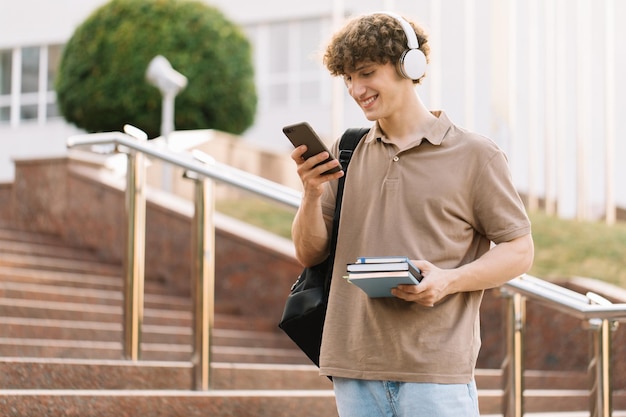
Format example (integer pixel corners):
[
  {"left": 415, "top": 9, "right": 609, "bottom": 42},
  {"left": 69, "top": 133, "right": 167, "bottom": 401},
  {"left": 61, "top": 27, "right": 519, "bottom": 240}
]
[
  {"left": 47, "top": 45, "right": 62, "bottom": 92},
  {"left": 0, "top": 49, "right": 11, "bottom": 122},
  {"left": 268, "top": 22, "right": 290, "bottom": 106},
  {"left": 297, "top": 19, "right": 324, "bottom": 104},
  {"left": 0, "top": 44, "right": 63, "bottom": 125},
  {"left": 21, "top": 46, "right": 39, "bottom": 94},
  {"left": 247, "top": 16, "right": 330, "bottom": 109},
  {"left": 21, "top": 46, "right": 40, "bottom": 120}
]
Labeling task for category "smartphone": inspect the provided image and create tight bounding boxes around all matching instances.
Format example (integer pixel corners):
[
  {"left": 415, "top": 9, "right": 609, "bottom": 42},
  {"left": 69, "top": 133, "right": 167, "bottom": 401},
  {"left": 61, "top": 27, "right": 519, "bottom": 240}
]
[{"left": 282, "top": 122, "right": 341, "bottom": 175}]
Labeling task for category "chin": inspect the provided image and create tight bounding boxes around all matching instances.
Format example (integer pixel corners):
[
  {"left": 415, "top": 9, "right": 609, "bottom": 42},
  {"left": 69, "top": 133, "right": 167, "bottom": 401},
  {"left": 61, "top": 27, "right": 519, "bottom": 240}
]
[{"left": 360, "top": 110, "right": 378, "bottom": 121}]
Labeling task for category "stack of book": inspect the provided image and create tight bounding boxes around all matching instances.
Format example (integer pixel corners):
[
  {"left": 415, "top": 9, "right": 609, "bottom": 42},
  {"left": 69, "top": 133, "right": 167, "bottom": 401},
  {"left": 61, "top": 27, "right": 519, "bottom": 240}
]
[{"left": 345, "top": 256, "right": 423, "bottom": 298}]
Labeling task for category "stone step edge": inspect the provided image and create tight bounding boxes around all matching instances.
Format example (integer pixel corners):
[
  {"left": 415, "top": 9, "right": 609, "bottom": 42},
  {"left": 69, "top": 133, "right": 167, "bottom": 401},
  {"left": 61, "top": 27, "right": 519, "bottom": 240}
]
[
  {"left": 0, "top": 281, "right": 191, "bottom": 308},
  {"left": 0, "top": 357, "right": 599, "bottom": 392},
  {"left": 0, "top": 389, "right": 335, "bottom": 397},
  {"left": 482, "top": 413, "right": 626, "bottom": 417},
  {"left": 0, "top": 228, "right": 70, "bottom": 246},
  {"left": 0, "top": 240, "right": 103, "bottom": 262},
  {"left": 0, "top": 316, "right": 285, "bottom": 340},
  {"left": 0, "top": 357, "right": 590, "bottom": 381},
  {"left": 0, "top": 356, "right": 193, "bottom": 368},
  {"left": 3, "top": 388, "right": 624, "bottom": 399},
  {"left": 0, "top": 253, "right": 119, "bottom": 275},
  {"left": 0, "top": 265, "right": 185, "bottom": 296},
  {"left": 0, "top": 337, "right": 303, "bottom": 357}
]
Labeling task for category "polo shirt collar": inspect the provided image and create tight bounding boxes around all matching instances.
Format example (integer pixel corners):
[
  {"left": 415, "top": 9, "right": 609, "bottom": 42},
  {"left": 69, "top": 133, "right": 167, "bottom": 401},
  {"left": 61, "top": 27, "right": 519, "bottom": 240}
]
[{"left": 365, "top": 110, "right": 452, "bottom": 146}]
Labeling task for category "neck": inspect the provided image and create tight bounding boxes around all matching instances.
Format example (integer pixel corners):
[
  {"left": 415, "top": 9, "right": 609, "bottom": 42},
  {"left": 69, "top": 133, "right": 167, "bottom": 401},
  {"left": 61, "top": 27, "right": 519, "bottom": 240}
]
[{"left": 378, "top": 90, "right": 437, "bottom": 146}]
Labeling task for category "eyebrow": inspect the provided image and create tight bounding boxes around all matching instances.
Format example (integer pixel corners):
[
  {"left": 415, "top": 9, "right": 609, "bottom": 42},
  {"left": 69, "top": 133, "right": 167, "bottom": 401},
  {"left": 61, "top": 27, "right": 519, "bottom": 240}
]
[{"left": 353, "top": 63, "right": 374, "bottom": 73}]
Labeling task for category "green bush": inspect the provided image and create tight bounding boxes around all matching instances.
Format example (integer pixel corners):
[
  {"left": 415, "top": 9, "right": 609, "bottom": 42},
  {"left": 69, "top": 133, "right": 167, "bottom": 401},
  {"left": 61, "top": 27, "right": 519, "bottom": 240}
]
[{"left": 56, "top": 0, "right": 257, "bottom": 138}]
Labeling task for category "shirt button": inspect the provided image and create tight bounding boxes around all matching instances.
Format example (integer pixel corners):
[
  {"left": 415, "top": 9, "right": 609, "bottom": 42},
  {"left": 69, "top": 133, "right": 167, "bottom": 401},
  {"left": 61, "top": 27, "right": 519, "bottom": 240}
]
[{"left": 393, "top": 156, "right": 400, "bottom": 162}]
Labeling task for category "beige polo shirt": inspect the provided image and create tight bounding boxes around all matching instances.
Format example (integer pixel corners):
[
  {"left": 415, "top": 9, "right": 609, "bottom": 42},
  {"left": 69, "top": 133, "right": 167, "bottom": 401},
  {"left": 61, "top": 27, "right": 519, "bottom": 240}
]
[{"left": 318, "top": 111, "right": 531, "bottom": 383}]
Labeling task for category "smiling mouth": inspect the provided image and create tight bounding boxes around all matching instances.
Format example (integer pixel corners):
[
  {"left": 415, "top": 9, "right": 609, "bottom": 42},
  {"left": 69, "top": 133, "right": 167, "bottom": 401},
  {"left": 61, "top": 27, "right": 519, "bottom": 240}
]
[{"left": 361, "top": 95, "right": 378, "bottom": 108}]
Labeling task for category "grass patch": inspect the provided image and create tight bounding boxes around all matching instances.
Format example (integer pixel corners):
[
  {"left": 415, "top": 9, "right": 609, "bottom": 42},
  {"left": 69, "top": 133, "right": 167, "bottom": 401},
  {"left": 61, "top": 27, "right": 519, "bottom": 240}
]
[
  {"left": 216, "top": 198, "right": 626, "bottom": 289},
  {"left": 216, "top": 196, "right": 295, "bottom": 239},
  {"left": 528, "top": 211, "right": 626, "bottom": 287}
]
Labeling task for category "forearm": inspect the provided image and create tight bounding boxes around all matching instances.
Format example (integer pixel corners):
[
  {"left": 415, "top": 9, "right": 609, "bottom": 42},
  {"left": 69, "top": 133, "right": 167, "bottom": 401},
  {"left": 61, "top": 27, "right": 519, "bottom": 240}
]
[
  {"left": 449, "top": 233, "right": 535, "bottom": 293},
  {"left": 397, "top": 234, "right": 534, "bottom": 306},
  {"left": 291, "top": 194, "right": 331, "bottom": 267},
  {"left": 289, "top": 143, "right": 343, "bottom": 267}
]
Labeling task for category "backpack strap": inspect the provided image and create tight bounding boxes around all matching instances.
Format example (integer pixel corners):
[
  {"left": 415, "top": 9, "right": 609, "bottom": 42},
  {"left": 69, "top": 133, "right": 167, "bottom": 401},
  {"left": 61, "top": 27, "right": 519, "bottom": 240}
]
[
  {"left": 338, "top": 127, "right": 371, "bottom": 173},
  {"left": 325, "top": 127, "right": 370, "bottom": 291}
]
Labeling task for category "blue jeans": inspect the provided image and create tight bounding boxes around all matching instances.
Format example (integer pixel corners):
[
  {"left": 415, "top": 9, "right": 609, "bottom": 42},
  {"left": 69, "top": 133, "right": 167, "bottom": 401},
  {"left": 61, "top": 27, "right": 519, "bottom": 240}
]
[{"left": 333, "top": 377, "right": 480, "bottom": 417}]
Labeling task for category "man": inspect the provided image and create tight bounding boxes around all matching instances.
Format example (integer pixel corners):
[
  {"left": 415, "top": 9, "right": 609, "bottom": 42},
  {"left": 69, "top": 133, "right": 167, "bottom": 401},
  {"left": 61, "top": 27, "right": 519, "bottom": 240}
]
[{"left": 290, "top": 12, "right": 534, "bottom": 417}]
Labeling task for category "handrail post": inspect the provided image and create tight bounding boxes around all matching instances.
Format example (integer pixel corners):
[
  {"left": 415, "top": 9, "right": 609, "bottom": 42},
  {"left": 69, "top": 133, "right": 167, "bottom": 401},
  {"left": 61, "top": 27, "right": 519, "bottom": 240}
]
[
  {"left": 587, "top": 317, "right": 613, "bottom": 417},
  {"left": 187, "top": 172, "right": 215, "bottom": 390},
  {"left": 123, "top": 146, "right": 146, "bottom": 360},
  {"left": 502, "top": 292, "right": 525, "bottom": 417},
  {"left": 586, "top": 292, "right": 617, "bottom": 417}
]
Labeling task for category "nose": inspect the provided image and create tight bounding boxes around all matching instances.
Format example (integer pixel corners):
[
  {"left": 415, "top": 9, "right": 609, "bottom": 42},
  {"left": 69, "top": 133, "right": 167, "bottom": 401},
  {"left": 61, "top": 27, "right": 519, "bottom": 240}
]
[{"left": 348, "top": 77, "right": 366, "bottom": 99}]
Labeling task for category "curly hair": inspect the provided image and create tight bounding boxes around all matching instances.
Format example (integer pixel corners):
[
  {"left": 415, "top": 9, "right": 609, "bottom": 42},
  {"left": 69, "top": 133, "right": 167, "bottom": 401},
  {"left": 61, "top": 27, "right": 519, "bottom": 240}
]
[{"left": 323, "top": 13, "right": 430, "bottom": 84}]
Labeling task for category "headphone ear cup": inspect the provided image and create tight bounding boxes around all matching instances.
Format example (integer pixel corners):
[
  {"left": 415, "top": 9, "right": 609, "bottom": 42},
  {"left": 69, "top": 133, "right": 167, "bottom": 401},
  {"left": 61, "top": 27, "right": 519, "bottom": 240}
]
[{"left": 399, "top": 48, "right": 426, "bottom": 80}]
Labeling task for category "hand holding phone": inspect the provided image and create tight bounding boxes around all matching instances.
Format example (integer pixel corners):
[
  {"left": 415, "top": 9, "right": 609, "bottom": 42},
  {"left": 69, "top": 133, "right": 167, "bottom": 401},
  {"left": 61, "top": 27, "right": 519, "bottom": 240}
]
[{"left": 283, "top": 122, "right": 341, "bottom": 175}]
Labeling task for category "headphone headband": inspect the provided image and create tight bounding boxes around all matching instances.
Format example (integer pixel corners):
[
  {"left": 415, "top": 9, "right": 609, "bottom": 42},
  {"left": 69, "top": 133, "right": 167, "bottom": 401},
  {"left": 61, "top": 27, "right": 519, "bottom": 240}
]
[
  {"left": 378, "top": 11, "right": 420, "bottom": 50},
  {"left": 375, "top": 11, "right": 427, "bottom": 81}
]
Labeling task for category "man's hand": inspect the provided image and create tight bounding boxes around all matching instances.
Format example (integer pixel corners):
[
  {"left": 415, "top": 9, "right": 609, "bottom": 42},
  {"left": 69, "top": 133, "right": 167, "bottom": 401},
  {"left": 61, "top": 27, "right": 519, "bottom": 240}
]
[
  {"left": 291, "top": 145, "right": 343, "bottom": 198},
  {"left": 391, "top": 260, "right": 451, "bottom": 307}
]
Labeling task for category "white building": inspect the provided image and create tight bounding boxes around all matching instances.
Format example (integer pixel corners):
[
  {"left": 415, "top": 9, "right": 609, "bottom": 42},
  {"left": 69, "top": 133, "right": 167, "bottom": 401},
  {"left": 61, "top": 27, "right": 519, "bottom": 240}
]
[{"left": 1, "top": 0, "right": 624, "bottom": 220}]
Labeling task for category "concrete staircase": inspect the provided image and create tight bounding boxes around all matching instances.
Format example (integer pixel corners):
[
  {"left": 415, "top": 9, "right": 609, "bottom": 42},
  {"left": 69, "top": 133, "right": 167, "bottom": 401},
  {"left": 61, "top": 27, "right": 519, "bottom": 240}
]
[{"left": 0, "top": 227, "right": 624, "bottom": 416}]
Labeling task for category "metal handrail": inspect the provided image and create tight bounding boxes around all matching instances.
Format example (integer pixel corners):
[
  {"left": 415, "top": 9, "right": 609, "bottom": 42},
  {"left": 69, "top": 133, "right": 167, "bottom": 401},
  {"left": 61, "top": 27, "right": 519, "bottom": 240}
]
[
  {"left": 504, "top": 275, "right": 626, "bottom": 321},
  {"left": 67, "top": 128, "right": 302, "bottom": 390},
  {"left": 66, "top": 131, "right": 302, "bottom": 209},
  {"left": 501, "top": 274, "right": 626, "bottom": 417}
]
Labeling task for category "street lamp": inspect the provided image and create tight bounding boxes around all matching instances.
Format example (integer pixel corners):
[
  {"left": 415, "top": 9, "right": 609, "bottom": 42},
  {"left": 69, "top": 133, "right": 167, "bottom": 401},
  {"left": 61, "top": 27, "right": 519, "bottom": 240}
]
[
  {"left": 146, "top": 55, "right": 188, "bottom": 141},
  {"left": 146, "top": 55, "right": 188, "bottom": 191}
]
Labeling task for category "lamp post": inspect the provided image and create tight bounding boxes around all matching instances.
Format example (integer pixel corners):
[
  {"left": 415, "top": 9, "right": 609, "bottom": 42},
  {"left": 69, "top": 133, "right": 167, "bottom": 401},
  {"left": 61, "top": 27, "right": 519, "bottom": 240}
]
[{"left": 146, "top": 55, "right": 188, "bottom": 190}]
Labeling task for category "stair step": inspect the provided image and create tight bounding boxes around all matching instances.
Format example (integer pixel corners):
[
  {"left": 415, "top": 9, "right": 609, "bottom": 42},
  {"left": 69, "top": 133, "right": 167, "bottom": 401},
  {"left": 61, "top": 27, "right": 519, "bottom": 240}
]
[
  {"left": 524, "top": 370, "right": 589, "bottom": 390},
  {"left": 0, "top": 389, "right": 339, "bottom": 417},
  {"left": 0, "top": 281, "right": 191, "bottom": 310},
  {"left": 0, "top": 239, "right": 102, "bottom": 262},
  {"left": 0, "top": 297, "right": 191, "bottom": 325},
  {"left": 483, "top": 413, "right": 626, "bottom": 417},
  {"left": 0, "top": 317, "right": 192, "bottom": 345},
  {"left": 0, "top": 337, "right": 307, "bottom": 363},
  {"left": 0, "top": 360, "right": 507, "bottom": 391},
  {"left": 0, "top": 296, "right": 280, "bottom": 331},
  {"left": 0, "top": 252, "right": 120, "bottom": 275},
  {"left": 0, "top": 388, "right": 622, "bottom": 416},
  {"left": 0, "top": 228, "right": 72, "bottom": 247},
  {"left": 0, "top": 265, "right": 192, "bottom": 297},
  {"left": 0, "top": 358, "right": 193, "bottom": 389},
  {"left": 0, "top": 317, "right": 293, "bottom": 348},
  {"left": 0, "top": 265, "right": 122, "bottom": 291}
]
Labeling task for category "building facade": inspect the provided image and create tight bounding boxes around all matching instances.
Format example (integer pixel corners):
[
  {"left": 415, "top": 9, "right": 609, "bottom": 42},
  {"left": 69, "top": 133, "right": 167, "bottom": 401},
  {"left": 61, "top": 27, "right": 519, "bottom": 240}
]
[{"left": 1, "top": 0, "right": 624, "bottom": 219}]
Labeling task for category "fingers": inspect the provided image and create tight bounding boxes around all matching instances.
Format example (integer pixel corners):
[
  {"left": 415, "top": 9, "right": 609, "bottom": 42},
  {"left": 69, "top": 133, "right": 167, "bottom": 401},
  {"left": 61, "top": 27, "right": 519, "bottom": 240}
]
[
  {"left": 392, "top": 285, "right": 436, "bottom": 307},
  {"left": 291, "top": 145, "right": 343, "bottom": 184},
  {"left": 290, "top": 145, "right": 308, "bottom": 163}
]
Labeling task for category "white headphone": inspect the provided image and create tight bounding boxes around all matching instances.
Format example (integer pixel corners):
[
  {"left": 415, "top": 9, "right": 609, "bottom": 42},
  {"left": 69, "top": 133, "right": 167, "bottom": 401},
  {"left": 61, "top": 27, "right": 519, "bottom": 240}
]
[{"left": 377, "top": 11, "right": 427, "bottom": 81}]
